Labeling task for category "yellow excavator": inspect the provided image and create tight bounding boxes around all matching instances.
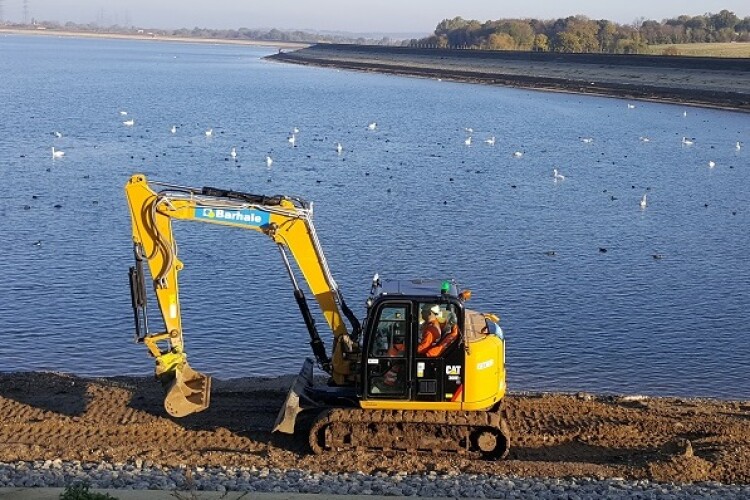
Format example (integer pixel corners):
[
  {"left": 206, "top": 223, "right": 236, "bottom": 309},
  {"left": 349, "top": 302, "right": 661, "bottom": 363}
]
[{"left": 125, "top": 174, "right": 510, "bottom": 459}]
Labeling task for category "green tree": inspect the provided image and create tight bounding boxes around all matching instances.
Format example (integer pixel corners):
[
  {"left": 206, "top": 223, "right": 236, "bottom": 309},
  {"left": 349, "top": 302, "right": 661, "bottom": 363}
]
[
  {"left": 487, "top": 32, "right": 515, "bottom": 50},
  {"left": 507, "top": 21, "right": 535, "bottom": 49},
  {"left": 533, "top": 33, "right": 550, "bottom": 51},
  {"left": 710, "top": 10, "right": 739, "bottom": 31}
]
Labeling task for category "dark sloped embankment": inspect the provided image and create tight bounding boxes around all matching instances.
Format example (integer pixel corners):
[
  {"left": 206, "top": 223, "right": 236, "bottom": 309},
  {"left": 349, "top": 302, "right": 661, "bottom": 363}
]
[{"left": 267, "top": 44, "right": 750, "bottom": 111}]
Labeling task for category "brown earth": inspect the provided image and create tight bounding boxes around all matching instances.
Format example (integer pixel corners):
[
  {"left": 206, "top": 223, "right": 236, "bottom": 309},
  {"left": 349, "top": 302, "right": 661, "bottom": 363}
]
[{"left": 0, "top": 372, "right": 748, "bottom": 485}]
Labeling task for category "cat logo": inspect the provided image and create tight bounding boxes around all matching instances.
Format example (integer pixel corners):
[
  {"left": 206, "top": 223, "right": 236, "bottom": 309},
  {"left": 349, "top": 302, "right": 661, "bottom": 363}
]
[{"left": 446, "top": 365, "right": 461, "bottom": 376}]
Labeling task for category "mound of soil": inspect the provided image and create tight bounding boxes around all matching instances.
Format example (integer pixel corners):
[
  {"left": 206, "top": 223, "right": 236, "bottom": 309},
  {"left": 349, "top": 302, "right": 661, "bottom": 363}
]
[{"left": 0, "top": 372, "right": 748, "bottom": 484}]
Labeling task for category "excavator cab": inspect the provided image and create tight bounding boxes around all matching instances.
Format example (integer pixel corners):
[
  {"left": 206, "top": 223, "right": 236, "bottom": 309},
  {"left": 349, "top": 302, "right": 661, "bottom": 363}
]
[{"left": 361, "top": 279, "right": 468, "bottom": 403}]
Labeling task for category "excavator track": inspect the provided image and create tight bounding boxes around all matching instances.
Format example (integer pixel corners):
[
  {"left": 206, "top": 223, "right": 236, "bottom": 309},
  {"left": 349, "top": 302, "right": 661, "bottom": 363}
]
[{"left": 307, "top": 406, "right": 510, "bottom": 460}]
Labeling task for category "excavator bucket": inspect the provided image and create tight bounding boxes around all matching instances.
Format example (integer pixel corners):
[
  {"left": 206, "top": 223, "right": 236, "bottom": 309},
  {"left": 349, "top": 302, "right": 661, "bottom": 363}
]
[
  {"left": 273, "top": 358, "right": 315, "bottom": 434},
  {"left": 162, "top": 362, "right": 212, "bottom": 417}
]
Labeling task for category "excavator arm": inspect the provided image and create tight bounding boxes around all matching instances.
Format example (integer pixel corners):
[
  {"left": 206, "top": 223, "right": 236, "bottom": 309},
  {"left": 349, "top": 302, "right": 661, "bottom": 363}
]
[{"left": 125, "top": 174, "right": 360, "bottom": 417}]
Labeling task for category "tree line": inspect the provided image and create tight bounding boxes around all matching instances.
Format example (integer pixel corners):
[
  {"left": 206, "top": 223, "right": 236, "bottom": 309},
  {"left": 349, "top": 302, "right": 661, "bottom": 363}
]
[
  {"left": 6, "top": 20, "right": 396, "bottom": 46},
  {"left": 408, "top": 10, "right": 750, "bottom": 53}
]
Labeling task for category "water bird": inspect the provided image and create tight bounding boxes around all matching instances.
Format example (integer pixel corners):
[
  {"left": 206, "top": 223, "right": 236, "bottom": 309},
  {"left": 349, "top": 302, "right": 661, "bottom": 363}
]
[
  {"left": 230, "top": 147, "right": 237, "bottom": 159},
  {"left": 580, "top": 137, "right": 594, "bottom": 143},
  {"left": 464, "top": 137, "right": 472, "bottom": 146},
  {"left": 205, "top": 128, "right": 213, "bottom": 137},
  {"left": 640, "top": 193, "right": 647, "bottom": 209},
  {"left": 170, "top": 125, "right": 177, "bottom": 134},
  {"left": 639, "top": 136, "right": 650, "bottom": 142},
  {"left": 485, "top": 136, "right": 495, "bottom": 146},
  {"left": 652, "top": 253, "right": 664, "bottom": 260},
  {"left": 544, "top": 250, "right": 556, "bottom": 257},
  {"left": 553, "top": 168, "right": 565, "bottom": 181},
  {"left": 682, "top": 110, "right": 687, "bottom": 117},
  {"left": 367, "top": 122, "right": 377, "bottom": 131},
  {"left": 627, "top": 104, "right": 636, "bottom": 109},
  {"left": 293, "top": 127, "right": 300, "bottom": 134},
  {"left": 599, "top": 247, "right": 608, "bottom": 253},
  {"left": 513, "top": 151, "right": 523, "bottom": 158},
  {"left": 736, "top": 141, "right": 742, "bottom": 150},
  {"left": 53, "top": 131, "right": 62, "bottom": 138},
  {"left": 33, "top": 240, "right": 42, "bottom": 247},
  {"left": 336, "top": 142, "right": 343, "bottom": 154},
  {"left": 288, "top": 133, "right": 296, "bottom": 146},
  {"left": 681, "top": 137, "right": 694, "bottom": 146},
  {"left": 464, "top": 127, "right": 473, "bottom": 134},
  {"left": 51, "top": 147, "right": 64, "bottom": 158},
  {"left": 123, "top": 119, "right": 135, "bottom": 126},
  {"left": 119, "top": 111, "right": 128, "bottom": 115},
  {"left": 265, "top": 156, "right": 273, "bottom": 167}
]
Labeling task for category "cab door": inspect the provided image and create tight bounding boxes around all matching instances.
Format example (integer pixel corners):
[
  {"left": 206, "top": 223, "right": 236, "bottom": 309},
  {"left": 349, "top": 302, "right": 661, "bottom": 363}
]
[
  {"left": 363, "top": 302, "right": 411, "bottom": 399},
  {"left": 413, "top": 303, "right": 464, "bottom": 403}
]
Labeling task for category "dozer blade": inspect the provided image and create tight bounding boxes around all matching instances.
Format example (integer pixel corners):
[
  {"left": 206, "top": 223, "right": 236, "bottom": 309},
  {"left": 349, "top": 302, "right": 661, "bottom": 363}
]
[
  {"left": 273, "top": 358, "right": 315, "bottom": 434},
  {"left": 162, "top": 362, "right": 212, "bottom": 417}
]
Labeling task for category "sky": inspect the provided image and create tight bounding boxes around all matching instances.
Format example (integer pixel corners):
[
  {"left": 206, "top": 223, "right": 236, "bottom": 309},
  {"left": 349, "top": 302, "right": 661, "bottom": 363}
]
[{"left": 3, "top": 0, "right": 749, "bottom": 35}]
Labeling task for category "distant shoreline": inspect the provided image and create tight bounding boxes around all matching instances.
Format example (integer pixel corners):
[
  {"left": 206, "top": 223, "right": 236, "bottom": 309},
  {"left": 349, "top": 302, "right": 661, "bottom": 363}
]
[
  {"left": 0, "top": 27, "right": 310, "bottom": 50},
  {"left": 269, "top": 44, "right": 750, "bottom": 112}
]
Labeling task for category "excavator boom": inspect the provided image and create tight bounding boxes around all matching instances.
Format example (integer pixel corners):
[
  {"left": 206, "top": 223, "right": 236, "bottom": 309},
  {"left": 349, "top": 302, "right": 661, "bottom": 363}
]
[{"left": 125, "top": 174, "right": 359, "bottom": 417}]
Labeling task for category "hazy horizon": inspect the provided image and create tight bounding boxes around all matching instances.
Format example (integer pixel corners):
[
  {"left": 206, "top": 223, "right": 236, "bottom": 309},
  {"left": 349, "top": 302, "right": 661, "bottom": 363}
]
[{"left": 1, "top": 0, "right": 748, "bottom": 35}]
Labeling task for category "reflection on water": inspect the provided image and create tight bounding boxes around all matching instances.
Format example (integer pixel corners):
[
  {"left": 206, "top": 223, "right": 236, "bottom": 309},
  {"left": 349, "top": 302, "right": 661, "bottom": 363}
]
[{"left": 0, "top": 35, "right": 748, "bottom": 399}]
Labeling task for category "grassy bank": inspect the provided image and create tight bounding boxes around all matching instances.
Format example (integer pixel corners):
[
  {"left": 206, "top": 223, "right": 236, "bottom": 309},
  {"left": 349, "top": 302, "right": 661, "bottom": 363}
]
[{"left": 646, "top": 42, "right": 750, "bottom": 57}]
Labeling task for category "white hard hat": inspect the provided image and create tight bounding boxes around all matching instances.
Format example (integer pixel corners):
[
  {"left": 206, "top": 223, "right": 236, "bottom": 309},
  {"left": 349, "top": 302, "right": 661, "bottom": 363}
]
[{"left": 430, "top": 305, "right": 441, "bottom": 315}]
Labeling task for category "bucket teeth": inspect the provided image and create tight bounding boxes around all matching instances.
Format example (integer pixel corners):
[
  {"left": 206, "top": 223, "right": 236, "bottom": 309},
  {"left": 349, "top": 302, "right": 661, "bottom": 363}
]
[{"left": 162, "top": 363, "right": 212, "bottom": 417}]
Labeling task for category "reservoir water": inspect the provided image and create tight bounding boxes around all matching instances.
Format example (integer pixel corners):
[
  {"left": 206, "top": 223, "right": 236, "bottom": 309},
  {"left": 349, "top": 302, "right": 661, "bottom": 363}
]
[{"left": 0, "top": 35, "right": 748, "bottom": 399}]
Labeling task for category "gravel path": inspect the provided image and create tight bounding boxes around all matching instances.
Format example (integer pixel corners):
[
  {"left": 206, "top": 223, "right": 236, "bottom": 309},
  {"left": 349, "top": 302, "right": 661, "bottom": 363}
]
[{"left": 2, "top": 460, "right": 749, "bottom": 498}]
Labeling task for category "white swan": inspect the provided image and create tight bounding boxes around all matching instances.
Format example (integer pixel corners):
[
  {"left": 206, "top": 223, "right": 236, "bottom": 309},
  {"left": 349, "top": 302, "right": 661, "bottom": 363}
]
[
  {"left": 123, "top": 119, "right": 134, "bottom": 126},
  {"left": 639, "top": 136, "right": 650, "bottom": 142},
  {"left": 336, "top": 142, "right": 343, "bottom": 154},
  {"left": 265, "top": 156, "right": 273, "bottom": 167},
  {"left": 485, "top": 136, "right": 495, "bottom": 146},
  {"left": 640, "top": 193, "right": 647, "bottom": 209},
  {"left": 681, "top": 137, "right": 693, "bottom": 146},
  {"left": 683, "top": 111, "right": 687, "bottom": 117},
  {"left": 51, "top": 147, "right": 64, "bottom": 158},
  {"left": 553, "top": 168, "right": 565, "bottom": 181},
  {"left": 627, "top": 104, "right": 636, "bottom": 109},
  {"left": 513, "top": 151, "right": 523, "bottom": 158},
  {"left": 205, "top": 128, "right": 213, "bottom": 137},
  {"left": 119, "top": 111, "right": 128, "bottom": 116},
  {"left": 170, "top": 125, "right": 177, "bottom": 134},
  {"left": 464, "top": 127, "right": 473, "bottom": 133},
  {"left": 737, "top": 141, "right": 742, "bottom": 150},
  {"left": 367, "top": 122, "right": 377, "bottom": 131},
  {"left": 230, "top": 147, "right": 237, "bottom": 159},
  {"left": 53, "top": 131, "right": 62, "bottom": 138},
  {"left": 580, "top": 137, "right": 593, "bottom": 143},
  {"left": 464, "top": 136, "right": 472, "bottom": 146},
  {"left": 288, "top": 133, "right": 296, "bottom": 146},
  {"left": 708, "top": 160, "right": 715, "bottom": 168},
  {"left": 293, "top": 127, "right": 299, "bottom": 134}
]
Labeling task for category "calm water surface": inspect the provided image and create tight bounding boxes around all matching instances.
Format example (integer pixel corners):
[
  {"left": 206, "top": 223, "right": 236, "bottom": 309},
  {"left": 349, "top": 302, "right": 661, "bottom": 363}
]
[{"left": 0, "top": 35, "right": 748, "bottom": 398}]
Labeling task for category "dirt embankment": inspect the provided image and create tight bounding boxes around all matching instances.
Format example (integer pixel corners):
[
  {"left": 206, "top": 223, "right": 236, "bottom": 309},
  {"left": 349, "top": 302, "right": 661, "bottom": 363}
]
[
  {"left": 268, "top": 44, "right": 750, "bottom": 112},
  {"left": 0, "top": 372, "right": 748, "bottom": 485}
]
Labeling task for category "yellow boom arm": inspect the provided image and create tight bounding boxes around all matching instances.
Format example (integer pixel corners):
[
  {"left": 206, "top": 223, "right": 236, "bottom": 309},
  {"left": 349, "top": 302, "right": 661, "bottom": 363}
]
[{"left": 125, "top": 174, "right": 358, "bottom": 417}]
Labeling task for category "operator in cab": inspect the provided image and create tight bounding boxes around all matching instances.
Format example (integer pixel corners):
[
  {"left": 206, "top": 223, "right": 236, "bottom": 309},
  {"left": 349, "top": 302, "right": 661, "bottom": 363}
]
[{"left": 417, "top": 304, "right": 443, "bottom": 355}]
